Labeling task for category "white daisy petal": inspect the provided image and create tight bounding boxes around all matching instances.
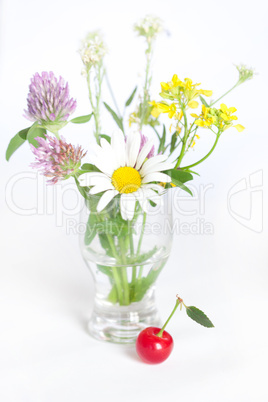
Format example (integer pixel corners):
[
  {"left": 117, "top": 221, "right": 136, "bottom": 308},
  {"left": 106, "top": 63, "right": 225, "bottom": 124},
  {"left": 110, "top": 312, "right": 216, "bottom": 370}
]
[
  {"left": 140, "top": 154, "right": 167, "bottom": 173},
  {"left": 120, "top": 198, "right": 127, "bottom": 220},
  {"left": 127, "top": 132, "right": 141, "bottom": 167},
  {"left": 97, "top": 189, "right": 119, "bottom": 212},
  {"left": 135, "top": 139, "right": 154, "bottom": 170},
  {"left": 164, "top": 146, "right": 183, "bottom": 165},
  {"left": 111, "top": 130, "right": 126, "bottom": 166},
  {"left": 143, "top": 172, "right": 172, "bottom": 183},
  {"left": 89, "top": 182, "right": 114, "bottom": 195},
  {"left": 138, "top": 197, "right": 150, "bottom": 213},
  {"left": 120, "top": 193, "right": 136, "bottom": 221},
  {"left": 91, "top": 153, "right": 117, "bottom": 176},
  {"left": 78, "top": 172, "right": 108, "bottom": 186},
  {"left": 141, "top": 161, "right": 175, "bottom": 176},
  {"left": 100, "top": 138, "right": 112, "bottom": 151}
]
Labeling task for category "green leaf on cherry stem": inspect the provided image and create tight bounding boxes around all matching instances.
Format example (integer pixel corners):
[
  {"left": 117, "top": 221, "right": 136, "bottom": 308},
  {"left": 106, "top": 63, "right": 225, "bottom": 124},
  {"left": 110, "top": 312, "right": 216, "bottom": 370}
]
[{"left": 186, "top": 306, "right": 214, "bottom": 328}]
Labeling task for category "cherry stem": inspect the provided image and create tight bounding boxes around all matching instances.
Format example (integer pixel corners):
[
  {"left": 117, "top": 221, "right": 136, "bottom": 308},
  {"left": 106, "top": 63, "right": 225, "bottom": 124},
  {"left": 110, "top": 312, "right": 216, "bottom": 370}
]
[{"left": 156, "top": 296, "right": 185, "bottom": 337}]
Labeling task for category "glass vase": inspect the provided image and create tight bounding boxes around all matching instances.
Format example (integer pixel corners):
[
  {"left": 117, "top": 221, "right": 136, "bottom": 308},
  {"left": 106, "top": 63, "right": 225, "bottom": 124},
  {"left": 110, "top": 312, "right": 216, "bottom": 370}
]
[{"left": 79, "top": 192, "right": 173, "bottom": 344}]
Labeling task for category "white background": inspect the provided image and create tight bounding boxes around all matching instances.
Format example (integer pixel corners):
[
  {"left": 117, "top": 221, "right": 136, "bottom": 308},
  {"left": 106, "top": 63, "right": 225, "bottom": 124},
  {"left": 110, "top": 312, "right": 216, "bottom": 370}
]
[{"left": 1, "top": 0, "right": 268, "bottom": 401}]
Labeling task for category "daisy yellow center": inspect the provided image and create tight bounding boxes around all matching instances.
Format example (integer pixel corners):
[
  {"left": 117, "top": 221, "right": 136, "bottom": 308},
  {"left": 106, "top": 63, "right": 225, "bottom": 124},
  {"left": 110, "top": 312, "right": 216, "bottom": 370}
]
[{"left": 112, "top": 166, "right": 141, "bottom": 194}]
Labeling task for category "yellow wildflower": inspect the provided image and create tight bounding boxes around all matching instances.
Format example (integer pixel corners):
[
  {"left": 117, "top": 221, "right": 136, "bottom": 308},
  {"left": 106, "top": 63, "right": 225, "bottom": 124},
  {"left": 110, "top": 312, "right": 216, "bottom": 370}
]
[
  {"left": 190, "top": 134, "right": 200, "bottom": 148},
  {"left": 160, "top": 74, "right": 182, "bottom": 91},
  {"left": 193, "top": 105, "right": 216, "bottom": 127},
  {"left": 149, "top": 101, "right": 161, "bottom": 118},
  {"left": 149, "top": 102, "right": 177, "bottom": 118},
  {"left": 218, "top": 104, "right": 245, "bottom": 132},
  {"left": 188, "top": 100, "right": 199, "bottom": 109},
  {"left": 233, "top": 124, "right": 245, "bottom": 132},
  {"left": 129, "top": 112, "right": 139, "bottom": 127},
  {"left": 179, "top": 78, "right": 213, "bottom": 103},
  {"left": 219, "top": 104, "right": 238, "bottom": 121}
]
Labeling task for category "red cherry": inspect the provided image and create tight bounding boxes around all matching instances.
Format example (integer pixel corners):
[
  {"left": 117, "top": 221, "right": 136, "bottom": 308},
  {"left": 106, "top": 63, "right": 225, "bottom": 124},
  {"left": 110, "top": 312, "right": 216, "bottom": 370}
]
[{"left": 136, "top": 326, "right": 174, "bottom": 364}]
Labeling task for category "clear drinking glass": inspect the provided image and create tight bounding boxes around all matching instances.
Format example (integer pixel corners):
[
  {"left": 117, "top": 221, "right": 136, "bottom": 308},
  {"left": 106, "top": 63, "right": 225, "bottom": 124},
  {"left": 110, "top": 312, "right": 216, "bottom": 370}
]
[{"left": 79, "top": 191, "right": 173, "bottom": 343}]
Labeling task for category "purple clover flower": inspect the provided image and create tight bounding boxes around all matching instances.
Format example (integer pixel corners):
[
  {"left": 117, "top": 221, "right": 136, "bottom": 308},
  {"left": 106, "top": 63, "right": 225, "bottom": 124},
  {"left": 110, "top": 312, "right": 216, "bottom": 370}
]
[
  {"left": 24, "top": 72, "right": 77, "bottom": 124},
  {"left": 30, "top": 134, "right": 86, "bottom": 184}
]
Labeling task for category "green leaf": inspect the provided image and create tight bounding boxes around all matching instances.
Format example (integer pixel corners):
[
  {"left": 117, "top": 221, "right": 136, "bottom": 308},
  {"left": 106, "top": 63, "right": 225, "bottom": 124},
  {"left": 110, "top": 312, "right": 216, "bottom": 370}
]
[
  {"left": 6, "top": 127, "right": 31, "bottom": 161},
  {"left": 199, "top": 96, "right": 209, "bottom": 108},
  {"left": 95, "top": 219, "right": 129, "bottom": 237},
  {"left": 159, "top": 92, "right": 174, "bottom": 100},
  {"left": 186, "top": 306, "right": 214, "bottom": 328},
  {"left": 129, "top": 258, "right": 167, "bottom": 302},
  {"left": 125, "top": 86, "right": 137, "bottom": 107},
  {"left": 27, "top": 127, "right": 46, "bottom": 148},
  {"left": 98, "top": 233, "right": 115, "bottom": 257},
  {"left": 170, "top": 132, "right": 178, "bottom": 153},
  {"left": 158, "top": 124, "right": 166, "bottom": 153},
  {"left": 99, "top": 134, "right": 111, "bottom": 143},
  {"left": 149, "top": 200, "right": 157, "bottom": 207},
  {"left": 165, "top": 168, "right": 193, "bottom": 184},
  {"left": 84, "top": 213, "right": 98, "bottom": 245},
  {"left": 127, "top": 246, "right": 158, "bottom": 265},
  {"left": 164, "top": 169, "right": 193, "bottom": 195},
  {"left": 74, "top": 176, "right": 89, "bottom": 200},
  {"left": 185, "top": 169, "right": 200, "bottom": 176},
  {"left": 70, "top": 114, "right": 93, "bottom": 124},
  {"left": 42, "top": 121, "right": 68, "bottom": 134},
  {"left": 97, "top": 264, "right": 114, "bottom": 278},
  {"left": 80, "top": 163, "right": 101, "bottom": 172},
  {"left": 27, "top": 125, "right": 46, "bottom": 147},
  {"left": 103, "top": 102, "right": 124, "bottom": 133},
  {"left": 173, "top": 180, "right": 193, "bottom": 196}
]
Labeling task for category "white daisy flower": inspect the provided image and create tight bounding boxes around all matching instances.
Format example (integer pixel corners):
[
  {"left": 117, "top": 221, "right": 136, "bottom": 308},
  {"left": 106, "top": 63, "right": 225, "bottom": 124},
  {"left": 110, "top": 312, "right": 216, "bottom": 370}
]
[{"left": 79, "top": 131, "right": 174, "bottom": 220}]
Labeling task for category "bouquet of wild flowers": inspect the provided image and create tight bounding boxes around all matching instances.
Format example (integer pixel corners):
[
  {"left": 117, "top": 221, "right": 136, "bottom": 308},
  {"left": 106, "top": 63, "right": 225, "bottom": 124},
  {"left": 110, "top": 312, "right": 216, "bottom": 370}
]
[{"left": 6, "top": 16, "right": 254, "bottom": 311}]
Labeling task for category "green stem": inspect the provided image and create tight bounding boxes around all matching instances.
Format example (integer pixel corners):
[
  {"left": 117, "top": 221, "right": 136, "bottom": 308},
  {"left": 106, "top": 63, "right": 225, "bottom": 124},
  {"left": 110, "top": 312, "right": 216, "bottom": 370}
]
[
  {"left": 137, "top": 213, "right": 147, "bottom": 280},
  {"left": 118, "top": 237, "right": 130, "bottom": 305},
  {"left": 175, "top": 103, "right": 188, "bottom": 168},
  {"left": 140, "top": 41, "right": 153, "bottom": 129},
  {"left": 129, "top": 225, "right": 137, "bottom": 286},
  {"left": 210, "top": 83, "right": 238, "bottom": 106},
  {"left": 105, "top": 72, "right": 121, "bottom": 117},
  {"left": 156, "top": 299, "right": 181, "bottom": 337},
  {"left": 111, "top": 267, "right": 123, "bottom": 305},
  {"left": 105, "top": 233, "right": 124, "bottom": 305},
  {"left": 182, "top": 131, "right": 221, "bottom": 170},
  {"left": 86, "top": 66, "right": 103, "bottom": 145}
]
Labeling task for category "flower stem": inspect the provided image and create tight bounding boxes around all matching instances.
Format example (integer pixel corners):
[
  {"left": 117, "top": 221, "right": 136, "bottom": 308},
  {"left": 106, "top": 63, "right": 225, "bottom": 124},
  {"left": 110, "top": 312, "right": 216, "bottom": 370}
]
[
  {"left": 181, "top": 131, "right": 221, "bottom": 170},
  {"left": 105, "top": 72, "right": 121, "bottom": 117},
  {"left": 137, "top": 212, "right": 147, "bottom": 280},
  {"left": 118, "top": 237, "right": 130, "bottom": 305},
  {"left": 140, "top": 41, "right": 153, "bottom": 129},
  {"left": 210, "top": 83, "right": 238, "bottom": 106},
  {"left": 105, "top": 233, "right": 124, "bottom": 305},
  {"left": 175, "top": 103, "right": 188, "bottom": 168},
  {"left": 86, "top": 65, "right": 104, "bottom": 145},
  {"left": 156, "top": 298, "right": 182, "bottom": 337}
]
